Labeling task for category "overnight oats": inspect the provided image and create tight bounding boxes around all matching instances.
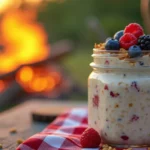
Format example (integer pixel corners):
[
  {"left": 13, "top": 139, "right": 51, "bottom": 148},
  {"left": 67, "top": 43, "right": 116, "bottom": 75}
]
[{"left": 88, "top": 23, "right": 150, "bottom": 147}]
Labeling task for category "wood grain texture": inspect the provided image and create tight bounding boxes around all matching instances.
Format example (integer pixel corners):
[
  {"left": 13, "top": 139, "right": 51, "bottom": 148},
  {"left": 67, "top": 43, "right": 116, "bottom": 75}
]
[{"left": 0, "top": 99, "right": 86, "bottom": 150}]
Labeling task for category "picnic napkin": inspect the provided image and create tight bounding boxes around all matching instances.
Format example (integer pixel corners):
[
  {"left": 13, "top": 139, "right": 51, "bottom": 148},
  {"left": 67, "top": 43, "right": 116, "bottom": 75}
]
[
  {"left": 17, "top": 108, "right": 90, "bottom": 150},
  {"left": 16, "top": 108, "right": 149, "bottom": 150}
]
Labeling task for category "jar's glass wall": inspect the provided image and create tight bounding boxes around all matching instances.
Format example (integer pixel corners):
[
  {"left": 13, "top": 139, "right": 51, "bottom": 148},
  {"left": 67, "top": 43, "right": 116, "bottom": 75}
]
[{"left": 88, "top": 49, "right": 150, "bottom": 147}]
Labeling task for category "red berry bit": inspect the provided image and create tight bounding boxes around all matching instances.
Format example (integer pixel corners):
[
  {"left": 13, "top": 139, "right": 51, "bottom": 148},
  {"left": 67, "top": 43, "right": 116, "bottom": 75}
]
[
  {"left": 131, "top": 81, "right": 140, "bottom": 92},
  {"left": 124, "top": 23, "right": 144, "bottom": 38},
  {"left": 105, "top": 60, "right": 110, "bottom": 65},
  {"left": 93, "top": 95, "right": 99, "bottom": 107},
  {"left": 119, "top": 33, "right": 137, "bottom": 50},
  {"left": 110, "top": 91, "right": 120, "bottom": 98},
  {"left": 104, "top": 85, "right": 109, "bottom": 90},
  {"left": 121, "top": 135, "right": 129, "bottom": 141},
  {"left": 130, "top": 114, "right": 139, "bottom": 122},
  {"left": 80, "top": 128, "right": 101, "bottom": 148}
]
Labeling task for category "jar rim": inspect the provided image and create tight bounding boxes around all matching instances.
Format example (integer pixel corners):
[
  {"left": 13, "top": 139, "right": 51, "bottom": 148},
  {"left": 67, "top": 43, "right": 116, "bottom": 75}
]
[
  {"left": 90, "top": 62, "right": 150, "bottom": 70},
  {"left": 92, "top": 48, "right": 150, "bottom": 69}
]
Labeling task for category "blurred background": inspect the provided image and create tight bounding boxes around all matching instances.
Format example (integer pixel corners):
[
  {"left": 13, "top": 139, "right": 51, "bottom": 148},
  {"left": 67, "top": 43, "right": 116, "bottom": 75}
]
[{"left": 0, "top": 0, "right": 148, "bottom": 111}]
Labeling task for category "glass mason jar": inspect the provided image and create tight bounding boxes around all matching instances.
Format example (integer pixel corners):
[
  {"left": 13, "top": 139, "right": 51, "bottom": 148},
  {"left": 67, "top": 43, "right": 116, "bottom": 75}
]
[{"left": 88, "top": 48, "right": 150, "bottom": 147}]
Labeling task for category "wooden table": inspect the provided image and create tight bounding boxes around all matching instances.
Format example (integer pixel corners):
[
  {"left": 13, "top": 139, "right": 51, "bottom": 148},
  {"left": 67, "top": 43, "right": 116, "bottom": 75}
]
[{"left": 0, "top": 99, "right": 86, "bottom": 150}]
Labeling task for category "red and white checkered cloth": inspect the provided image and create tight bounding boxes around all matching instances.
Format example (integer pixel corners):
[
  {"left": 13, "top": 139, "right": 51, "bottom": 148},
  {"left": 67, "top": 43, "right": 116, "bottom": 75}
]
[
  {"left": 16, "top": 108, "right": 149, "bottom": 150},
  {"left": 17, "top": 108, "right": 94, "bottom": 150}
]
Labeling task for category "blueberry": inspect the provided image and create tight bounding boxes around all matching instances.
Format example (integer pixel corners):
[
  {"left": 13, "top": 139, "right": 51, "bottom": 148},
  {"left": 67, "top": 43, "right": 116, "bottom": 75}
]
[
  {"left": 114, "top": 30, "right": 124, "bottom": 40},
  {"left": 106, "top": 37, "right": 112, "bottom": 42},
  {"left": 128, "top": 45, "right": 142, "bottom": 58},
  {"left": 105, "top": 39, "right": 120, "bottom": 50}
]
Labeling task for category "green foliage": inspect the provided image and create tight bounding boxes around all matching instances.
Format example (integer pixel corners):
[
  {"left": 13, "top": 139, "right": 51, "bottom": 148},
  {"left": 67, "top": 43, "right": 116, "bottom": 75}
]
[
  {"left": 38, "top": 0, "right": 143, "bottom": 92},
  {"left": 39, "top": 0, "right": 143, "bottom": 45},
  {"left": 61, "top": 48, "right": 92, "bottom": 88}
]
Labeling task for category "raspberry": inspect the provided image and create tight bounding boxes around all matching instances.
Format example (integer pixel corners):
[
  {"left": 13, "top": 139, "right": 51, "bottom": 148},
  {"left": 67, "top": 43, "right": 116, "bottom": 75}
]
[
  {"left": 124, "top": 23, "right": 144, "bottom": 38},
  {"left": 119, "top": 33, "right": 137, "bottom": 50},
  {"left": 80, "top": 128, "right": 101, "bottom": 148}
]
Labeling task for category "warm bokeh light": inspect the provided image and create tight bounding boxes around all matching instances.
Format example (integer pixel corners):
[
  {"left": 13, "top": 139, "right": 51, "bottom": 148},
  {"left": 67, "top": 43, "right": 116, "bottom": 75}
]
[
  {"left": 30, "top": 77, "right": 48, "bottom": 92},
  {"left": 46, "top": 76, "right": 56, "bottom": 91},
  {"left": 0, "top": 9, "right": 49, "bottom": 74},
  {"left": 16, "top": 66, "right": 62, "bottom": 93},
  {"left": 18, "top": 66, "right": 34, "bottom": 83},
  {"left": 50, "top": 72, "right": 61, "bottom": 85}
]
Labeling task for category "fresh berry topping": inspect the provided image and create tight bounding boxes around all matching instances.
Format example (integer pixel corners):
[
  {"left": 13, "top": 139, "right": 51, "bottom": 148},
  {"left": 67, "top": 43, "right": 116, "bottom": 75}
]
[
  {"left": 128, "top": 45, "right": 142, "bottom": 58},
  {"left": 80, "top": 128, "right": 101, "bottom": 148},
  {"left": 124, "top": 23, "right": 144, "bottom": 38},
  {"left": 138, "top": 35, "right": 150, "bottom": 50},
  {"left": 105, "top": 39, "right": 120, "bottom": 50},
  {"left": 114, "top": 30, "right": 124, "bottom": 40},
  {"left": 119, "top": 33, "right": 137, "bottom": 50}
]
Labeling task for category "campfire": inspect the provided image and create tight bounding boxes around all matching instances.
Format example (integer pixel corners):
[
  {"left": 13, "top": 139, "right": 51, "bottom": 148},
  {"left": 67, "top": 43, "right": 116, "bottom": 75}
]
[
  {"left": 0, "top": 9, "right": 49, "bottom": 74},
  {"left": 0, "top": 0, "right": 73, "bottom": 107}
]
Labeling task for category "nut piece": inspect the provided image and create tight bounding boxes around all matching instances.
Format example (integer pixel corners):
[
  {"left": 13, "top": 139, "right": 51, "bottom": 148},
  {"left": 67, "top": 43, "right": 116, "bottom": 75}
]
[
  {"left": 102, "top": 144, "right": 109, "bottom": 148},
  {"left": 94, "top": 43, "right": 106, "bottom": 50},
  {"left": 9, "top": 128, "right": 17, "bottom": 134},
  {"left": 0, "top": 144, "right": 3, "bottom": 149},
  {"left": 17, "top": 139, "right": 24, "bottom": 145},
  {"left": 102, "top": 144, "right": 113, "bottom": 150}
]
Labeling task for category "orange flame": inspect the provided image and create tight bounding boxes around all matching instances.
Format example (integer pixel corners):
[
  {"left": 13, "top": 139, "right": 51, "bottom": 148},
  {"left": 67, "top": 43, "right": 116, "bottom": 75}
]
[
  {"left": 19, "top": 66, "right": 34, "bottom": 83},
  {"left": 0, "top": 9, "right": 49, "bottom": 74},
  {"left": 16, "top": 66, "right": 62, "bottom": 93}
]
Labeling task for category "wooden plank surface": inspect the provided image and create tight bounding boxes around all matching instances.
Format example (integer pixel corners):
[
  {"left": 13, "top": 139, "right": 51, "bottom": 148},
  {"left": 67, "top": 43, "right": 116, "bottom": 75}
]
[{"left": 0, "top": 99, "right": 86, "bottom": 150}]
